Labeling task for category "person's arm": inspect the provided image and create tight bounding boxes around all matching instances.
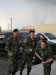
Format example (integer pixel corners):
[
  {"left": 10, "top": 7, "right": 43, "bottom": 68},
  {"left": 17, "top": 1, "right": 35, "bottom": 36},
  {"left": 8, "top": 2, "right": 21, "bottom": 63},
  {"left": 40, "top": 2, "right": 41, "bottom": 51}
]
[
  {"left": 5, "top": 38, "right": 13, "bottom": 56},
  {"left": 42, "top": 47, "right": 54, "bottom": 64},
  {"left": 42, "top": 58, "right": 53, "bottom": 64},
  {"left": 35, "top": 52, "right": 43, "bottom": 61}
]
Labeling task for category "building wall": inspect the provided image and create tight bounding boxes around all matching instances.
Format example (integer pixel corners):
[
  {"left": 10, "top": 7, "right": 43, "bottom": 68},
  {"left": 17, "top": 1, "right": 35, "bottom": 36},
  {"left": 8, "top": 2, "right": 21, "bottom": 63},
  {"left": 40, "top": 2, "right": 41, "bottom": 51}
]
[
  {"left": 37, "top": 24, "right": 56, "bottom": 35},
  {"left": 21, "top": 26, "right": 35, "bottom": 32}
]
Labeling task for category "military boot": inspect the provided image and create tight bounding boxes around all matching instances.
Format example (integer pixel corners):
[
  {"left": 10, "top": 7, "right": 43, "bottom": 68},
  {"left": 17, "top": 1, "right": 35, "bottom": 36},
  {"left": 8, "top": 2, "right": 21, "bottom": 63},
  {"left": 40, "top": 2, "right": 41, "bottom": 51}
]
[
  {"left": 27, "top": 72, "right": 30, "bottom": 75},
  {"left": 20, "top": 71, "right": 22, "bottom": 75},
  {"left": 12, "top": 72, "right": 15, "bottom": 75}
]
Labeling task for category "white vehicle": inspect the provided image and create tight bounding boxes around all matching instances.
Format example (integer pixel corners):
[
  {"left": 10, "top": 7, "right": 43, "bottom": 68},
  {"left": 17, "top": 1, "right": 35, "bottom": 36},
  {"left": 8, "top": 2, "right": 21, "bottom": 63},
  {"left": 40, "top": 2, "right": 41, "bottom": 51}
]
[
  {"left": 37, "top": 32, "right": 56, "bottom": 44},
  {"left": 36, "top": 32, "right": 56, "bottom": 55}
]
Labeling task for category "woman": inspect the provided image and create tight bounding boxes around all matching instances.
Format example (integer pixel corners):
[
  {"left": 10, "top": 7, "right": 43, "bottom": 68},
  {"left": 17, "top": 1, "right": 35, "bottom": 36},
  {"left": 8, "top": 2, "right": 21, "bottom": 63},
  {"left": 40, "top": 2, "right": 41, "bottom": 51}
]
[{"left": 35, "top": 40, "right": 54, "bottom": 75}]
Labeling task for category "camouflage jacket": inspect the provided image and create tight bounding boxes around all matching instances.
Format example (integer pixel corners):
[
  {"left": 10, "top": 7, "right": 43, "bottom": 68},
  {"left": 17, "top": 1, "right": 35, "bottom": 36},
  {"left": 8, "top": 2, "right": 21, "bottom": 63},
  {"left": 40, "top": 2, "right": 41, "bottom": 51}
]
[
  {"left": 5, "top": 35, "right": 22, "bottom": 55},
  {"left": 36, "top": 46, "right": 54, "bottom": 62},
  {"left": 23, "top": 37, "right": 38, "bottom": 56}
]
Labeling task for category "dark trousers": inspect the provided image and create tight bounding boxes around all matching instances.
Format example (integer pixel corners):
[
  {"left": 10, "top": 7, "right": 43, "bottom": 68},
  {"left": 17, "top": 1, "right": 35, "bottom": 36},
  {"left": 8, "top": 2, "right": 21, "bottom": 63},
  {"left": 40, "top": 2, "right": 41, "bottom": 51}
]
[
  {"left": 20, "top": 56, "right": 32, "bottom": 75},
  {"left": 43, "top": 64, "right": 51, "bottom": 75}
]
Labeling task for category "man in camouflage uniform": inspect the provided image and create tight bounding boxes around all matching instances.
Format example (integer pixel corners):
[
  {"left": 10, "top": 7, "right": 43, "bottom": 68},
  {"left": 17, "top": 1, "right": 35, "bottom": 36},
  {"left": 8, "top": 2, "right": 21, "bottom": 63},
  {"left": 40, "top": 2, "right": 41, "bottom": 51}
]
[
  {"left": 5, "top": 29, "right": 22, "bottom": 75},
  {"left": 35, "top": 40, "right": 54, "bottom": 75},
  {"left": 20, "top": 30, "right": 38, "bottom": 75}
]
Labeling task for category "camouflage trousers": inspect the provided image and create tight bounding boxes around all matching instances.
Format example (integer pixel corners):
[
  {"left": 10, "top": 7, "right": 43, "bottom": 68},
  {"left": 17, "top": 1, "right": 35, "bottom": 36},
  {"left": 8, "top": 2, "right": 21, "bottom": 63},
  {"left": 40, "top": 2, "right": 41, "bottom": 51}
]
[
  {"left": 7, "top": 55, "right": 21, "bottom": 75},
  {"left": 43, "top": 63, "right": 52, "bottom": 75},
  {"left": 20, "top": 55, "right": 33, "bottom": 73}
]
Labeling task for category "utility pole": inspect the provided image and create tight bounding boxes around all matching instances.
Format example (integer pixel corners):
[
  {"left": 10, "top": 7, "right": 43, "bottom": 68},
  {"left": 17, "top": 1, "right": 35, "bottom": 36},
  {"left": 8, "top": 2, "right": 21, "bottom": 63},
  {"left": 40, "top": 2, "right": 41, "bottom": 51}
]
[
  {"left": 10, "top": 18, "right": 12, "bottom": 32},
  {"left": 8, "top": 23, "right": 9, "bottom": 32}
]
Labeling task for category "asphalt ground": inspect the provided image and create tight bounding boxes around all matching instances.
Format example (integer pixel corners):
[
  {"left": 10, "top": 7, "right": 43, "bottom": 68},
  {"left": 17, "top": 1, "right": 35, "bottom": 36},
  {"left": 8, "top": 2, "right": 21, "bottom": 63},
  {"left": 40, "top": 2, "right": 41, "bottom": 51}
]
[
  {"left": 16, "top": 61, "right": 56, "bottom": 75},
  {"left": 0, "top": 52, "right": 56, "bottom": 75},
  {"left": 0, "top": 52, "right": 8, "bottom": 75}
]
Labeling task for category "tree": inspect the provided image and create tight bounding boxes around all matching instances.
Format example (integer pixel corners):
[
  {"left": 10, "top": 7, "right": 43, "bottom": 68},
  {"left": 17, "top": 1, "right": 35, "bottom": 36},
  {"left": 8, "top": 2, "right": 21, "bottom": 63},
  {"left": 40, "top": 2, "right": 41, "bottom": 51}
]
[{"left": 0, "top": 27, "right": 2, "bottom": 32}]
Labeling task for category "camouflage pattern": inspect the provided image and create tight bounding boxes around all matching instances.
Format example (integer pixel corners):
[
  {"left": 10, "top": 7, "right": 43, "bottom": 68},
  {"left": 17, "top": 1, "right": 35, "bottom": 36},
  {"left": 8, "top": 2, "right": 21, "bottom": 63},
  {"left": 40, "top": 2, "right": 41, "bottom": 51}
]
[
  {"left": 36, "top": 46, "right": 54, "bottom": 75},
  {"left": 5, "top": 35, "right": 22, "bottom": 75},
  {"left": 20, "top": 37, "right": 37, "bottom": 74}
]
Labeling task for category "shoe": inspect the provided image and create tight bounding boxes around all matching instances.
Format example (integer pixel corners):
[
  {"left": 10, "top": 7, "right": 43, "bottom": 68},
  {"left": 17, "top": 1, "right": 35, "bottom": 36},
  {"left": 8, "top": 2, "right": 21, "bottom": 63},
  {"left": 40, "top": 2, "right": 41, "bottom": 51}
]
[
  {"left": 20, "top": 71, "right": 22, "bottom": 75},
  {"left": 27, "top": 73, "right": 29, "bottom": 75}
]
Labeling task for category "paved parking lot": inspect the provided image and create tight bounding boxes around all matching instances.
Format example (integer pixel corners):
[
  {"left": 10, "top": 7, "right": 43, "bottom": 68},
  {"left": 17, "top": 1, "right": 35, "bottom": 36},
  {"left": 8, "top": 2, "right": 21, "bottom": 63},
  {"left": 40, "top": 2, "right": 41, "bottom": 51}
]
[
  {"left": 0, "top": 52, "right": 8, "bottom": 75},
  {"left": 0, "top": 52, "right": 56, "bottom": 75},
  {"left": 16, "top": 61, "right": 56, "bottom": 75},
  {"left": 0, "top": 60, "right": 8, "bottom": 75}
]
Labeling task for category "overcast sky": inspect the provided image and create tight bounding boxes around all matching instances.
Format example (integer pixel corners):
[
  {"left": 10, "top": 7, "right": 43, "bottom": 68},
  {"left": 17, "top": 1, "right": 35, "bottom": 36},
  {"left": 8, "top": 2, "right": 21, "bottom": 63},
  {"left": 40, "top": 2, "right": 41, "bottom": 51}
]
[{"left": 0, "top": 0, "right": 56, "bottom": 30}]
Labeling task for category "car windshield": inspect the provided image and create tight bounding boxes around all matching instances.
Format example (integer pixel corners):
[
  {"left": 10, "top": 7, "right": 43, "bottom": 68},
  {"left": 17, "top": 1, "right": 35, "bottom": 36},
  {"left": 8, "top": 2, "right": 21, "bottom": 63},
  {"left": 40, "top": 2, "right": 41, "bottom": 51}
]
[
  {"left": 19, "top": 32, "right": 29, "bottom": 39},
  {"left": 45, "top": 33, "right": 56, "bottom": 39},
  {"left": 19, "top": 32, "right": 37, "bottom": 39}
]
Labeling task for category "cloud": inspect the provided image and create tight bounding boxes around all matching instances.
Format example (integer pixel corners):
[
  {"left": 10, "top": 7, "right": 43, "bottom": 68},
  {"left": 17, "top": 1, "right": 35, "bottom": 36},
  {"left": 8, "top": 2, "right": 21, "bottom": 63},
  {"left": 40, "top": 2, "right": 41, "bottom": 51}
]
[
  {"left": 25, "top": 0, "right": 56, "bottom": 5},
  {"left": 0, "top": 0, "right": 56, "bottom": 30}
]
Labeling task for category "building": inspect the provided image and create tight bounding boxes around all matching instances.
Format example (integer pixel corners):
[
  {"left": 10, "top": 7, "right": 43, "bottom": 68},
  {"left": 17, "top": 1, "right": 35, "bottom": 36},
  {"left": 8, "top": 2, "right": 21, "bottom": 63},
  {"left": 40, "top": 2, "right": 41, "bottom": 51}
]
[
  {"left": 37, "top": 24, "right": 56, "bottom": 35},
  {"left": 21, "top": 26, "right": 35, "bottom": 32},
  {"left": 21, "top": 24, "right": 56, "bottom": 35}
]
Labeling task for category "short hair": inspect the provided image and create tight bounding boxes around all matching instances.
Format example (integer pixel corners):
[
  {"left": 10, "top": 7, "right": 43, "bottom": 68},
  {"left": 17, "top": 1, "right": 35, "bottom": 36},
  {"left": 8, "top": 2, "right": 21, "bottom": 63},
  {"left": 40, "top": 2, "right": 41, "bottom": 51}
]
[
  {"left": 41, "top": 40, "right": 47, "bottom": 45},
  {"left": 13, "top": 29, "right": 18, "bottom": 32},
  {"left": 29, "top": 30, "right": 35, "bottom": 33}
]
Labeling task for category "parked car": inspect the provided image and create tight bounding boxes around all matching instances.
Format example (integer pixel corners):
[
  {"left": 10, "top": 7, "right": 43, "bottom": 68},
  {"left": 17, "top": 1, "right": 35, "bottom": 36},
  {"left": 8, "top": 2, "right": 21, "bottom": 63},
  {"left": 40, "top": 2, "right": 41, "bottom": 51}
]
[{"left": 0, "top": 32, "right": 29, "bottom": 52}]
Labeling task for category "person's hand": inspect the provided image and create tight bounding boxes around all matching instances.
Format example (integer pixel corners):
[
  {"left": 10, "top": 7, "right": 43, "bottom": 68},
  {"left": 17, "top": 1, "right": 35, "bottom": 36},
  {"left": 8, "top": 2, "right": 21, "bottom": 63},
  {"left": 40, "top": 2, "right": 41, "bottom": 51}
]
[
  {"left": 41, "top": 58, "right": 43, "bottom": 61},
  {"left": 9, "top": 52, "right": 13, "bottom": 57},
  {"left": 42, "top": 61, "right": 46, "bottom": 64}
]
